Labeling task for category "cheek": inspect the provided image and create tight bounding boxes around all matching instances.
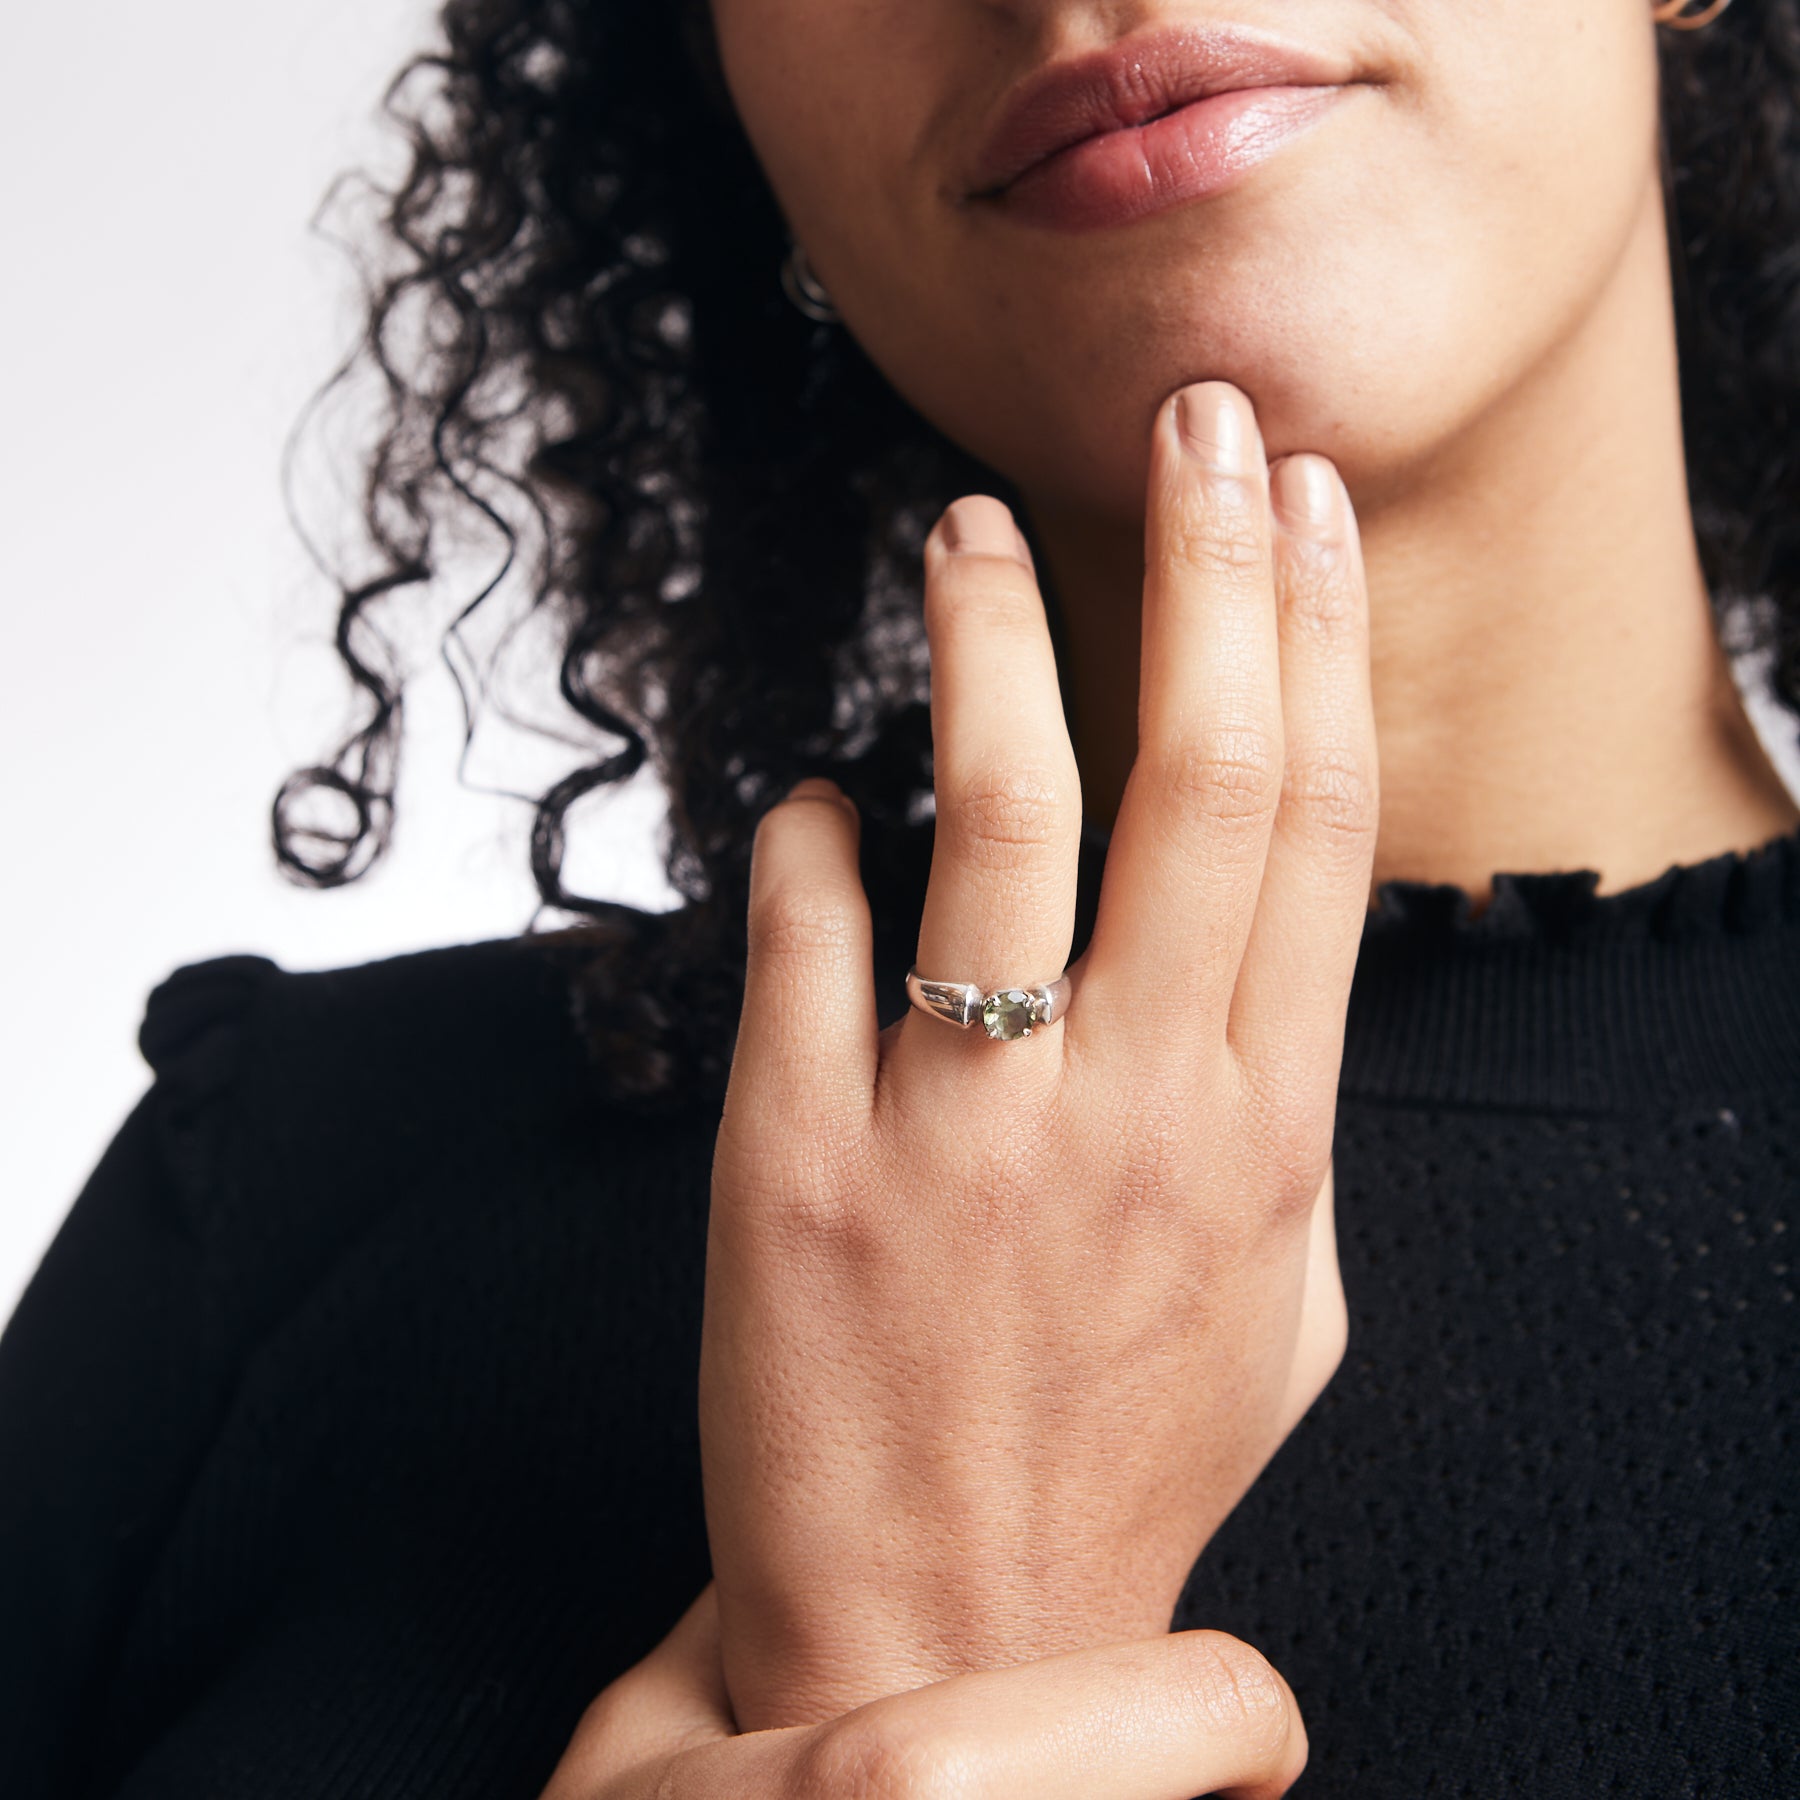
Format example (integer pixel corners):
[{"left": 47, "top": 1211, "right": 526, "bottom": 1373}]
[
  {"left": 806, "top": 5, "right": 1664, "bottom": 524},
  {"left": 709, "top": 0, "right": 949, "bottom": 270}
]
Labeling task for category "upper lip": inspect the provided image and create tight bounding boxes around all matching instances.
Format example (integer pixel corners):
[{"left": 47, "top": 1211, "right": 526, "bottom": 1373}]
[{"left": 963, "top": 23, "right": 1355, "bottom": 201}]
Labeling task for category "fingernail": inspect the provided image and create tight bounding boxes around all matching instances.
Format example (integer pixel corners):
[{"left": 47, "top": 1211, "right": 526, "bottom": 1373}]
[
  {"left": 940, "top": 495, "right": 1031, "bottom": 565},
  {"left": 785, "top": 776, "right": 849, "bottom": 807},
  {"left": 1271, "top": 455, "right": 1342, "bottom": 536},
  {"left": 1175, "top": 382, "right": 1256, "bottom": 475}
]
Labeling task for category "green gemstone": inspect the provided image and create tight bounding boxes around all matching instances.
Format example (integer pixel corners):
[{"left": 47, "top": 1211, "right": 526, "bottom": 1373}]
[{"left": 981, "top": 989, "right": 1037, "bottom": 1041}]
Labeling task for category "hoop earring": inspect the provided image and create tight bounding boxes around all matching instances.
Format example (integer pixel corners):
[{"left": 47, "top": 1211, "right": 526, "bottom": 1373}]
[
  {"left": 1652, "top": 0, "right": 1733, "bottom": 28},
  {"left": 782, "top": 241, "right": 842, "bottom": 325}
]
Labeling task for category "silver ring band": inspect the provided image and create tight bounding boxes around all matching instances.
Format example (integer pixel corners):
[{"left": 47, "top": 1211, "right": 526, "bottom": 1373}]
[{"left": 905, "top": 965, "right": 1074, "bottom": 1041}]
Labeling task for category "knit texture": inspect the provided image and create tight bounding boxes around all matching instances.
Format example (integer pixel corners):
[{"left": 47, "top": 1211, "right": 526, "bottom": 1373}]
[{"left": 2, "top": 817, "right": 1797, "bottom": 1797}]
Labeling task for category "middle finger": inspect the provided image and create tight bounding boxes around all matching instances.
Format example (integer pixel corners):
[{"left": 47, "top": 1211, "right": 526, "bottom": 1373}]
[{"left": 1076, "top": 380, "right": 1283, "bottom": 1065}]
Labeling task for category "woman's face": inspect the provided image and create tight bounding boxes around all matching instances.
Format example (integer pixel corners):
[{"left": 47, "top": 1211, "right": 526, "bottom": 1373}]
[{"left": 708, "top": 0, "right": 1664, "bottom": 526}]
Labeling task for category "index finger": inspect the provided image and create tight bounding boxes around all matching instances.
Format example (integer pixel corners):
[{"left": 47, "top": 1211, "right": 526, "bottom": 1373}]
[
  {"left": 623, "top": 1627, "right": 1307, "bottom": 1800},
  {"left": 786, "top": 1629, "right": 1306, "bottom": 1800},
  {"left": 553, "top": 1598, "right": 1309, "bottom": 1800}
]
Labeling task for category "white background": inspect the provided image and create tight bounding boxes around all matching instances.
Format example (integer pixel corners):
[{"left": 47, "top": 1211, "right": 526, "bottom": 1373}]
[
  {"left": 4, "top": 6, "right": 1800, "bottom": 1330},
  {"left": 0, "top": 1, "right": 678, "bottom": 1327}
]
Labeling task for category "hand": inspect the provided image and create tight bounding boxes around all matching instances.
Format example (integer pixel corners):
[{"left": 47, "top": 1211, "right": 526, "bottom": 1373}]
[
  {"left": 702, "top": 379, "right": 1376, "bottom": 1730},
  {"left": 538, "top": 1584, "right": 1310, "bottom": 1800}
]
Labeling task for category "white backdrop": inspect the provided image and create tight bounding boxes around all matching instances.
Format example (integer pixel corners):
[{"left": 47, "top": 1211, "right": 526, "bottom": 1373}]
[{"left": 0, "top": 1, "right": 678, "bottom": 1325}]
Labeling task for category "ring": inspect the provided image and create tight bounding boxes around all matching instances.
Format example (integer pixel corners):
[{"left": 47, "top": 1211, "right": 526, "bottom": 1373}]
[{"left": 905, "top": 965, "right": 1074, "bottom": 1041}]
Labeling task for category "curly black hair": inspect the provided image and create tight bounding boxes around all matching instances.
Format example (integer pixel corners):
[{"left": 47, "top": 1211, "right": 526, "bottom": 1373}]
[{"left": 275, "top": 0, "right": 1800, "bottom": 1110}]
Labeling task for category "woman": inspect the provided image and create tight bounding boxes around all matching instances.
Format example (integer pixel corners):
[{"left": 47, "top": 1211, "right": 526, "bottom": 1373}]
[{"left": 1, "top": 0, "right": 1796, "bottom": 1793}]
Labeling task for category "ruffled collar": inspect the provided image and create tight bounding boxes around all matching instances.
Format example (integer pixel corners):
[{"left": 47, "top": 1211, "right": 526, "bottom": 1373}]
[
  {"left": 1074, "top": 815, "right": 1800, "bottom": 950},
  {"left": 1359, "top": 818, "right": 1800, "bottom": 947},
  {"left": 1065, "top": 814, "right": 1800, "bottom": 1110}
]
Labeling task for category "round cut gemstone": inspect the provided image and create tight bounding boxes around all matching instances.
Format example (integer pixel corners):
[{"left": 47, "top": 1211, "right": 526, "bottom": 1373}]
[{"left": 982, "top": 989, "right": 1038, "bottom": 1041}]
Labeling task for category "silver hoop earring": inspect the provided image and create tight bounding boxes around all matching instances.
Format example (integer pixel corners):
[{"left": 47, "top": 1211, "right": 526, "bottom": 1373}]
[
  {"left": 1652, "top": 0, "right": 1733, "bottom": 26},
  {"left": 782, "top": 241, "right": 841, "bottom": 325}
]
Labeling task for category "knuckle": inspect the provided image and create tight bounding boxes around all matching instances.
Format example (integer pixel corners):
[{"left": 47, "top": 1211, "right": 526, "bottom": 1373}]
[
  {"left": 1269, "top": 1145, "right": 1333, "bottom": 1227},
  {"left": 926, "top": 557, "right": 1043, "bottom": 638},
  {"left": 1236, "top": 1067, "right": 1336, "bottom": 1218},
  {"left": 1278, "top": 749, "right": 1379, "bottom": 851},
  {"left": 1155, "top": 727, "right": 1283, "bottom": 827},
  {"left": 716, "top": 1112, "right": 879, "bottom": 1255},
  {"left": 1095, "top": 1100, "right": 1229, "bottom": 1255},
  {"left": 748, "top": 887, "right": 858, "bottom": 966},
  {"left": 1171, "top": 487, "right": 1268, "bottom": 578},
  {"left": 777, "top": 1182, "right": 889, "bottom": 1265},
  {"left": 567, "top": 1681, "right": 634, "bottom": 1769},
  {"left": 1175, "top": 1631, "right": 1296, "bottom": 1758},
  {"left": 715, "top": 1115, "right": 850, "bottom": 1212},
  {"left": 793, "top": 1716, "right": 966, "bottom": 1800},
  {"left": 1103, "top": 1091, "right": 1190, "bottom": 1211},
  {"left": 653, "top": 1740, "right": 753, "bottom": 1800},
  {"left": 1278, "top": 539, "right": 1359, "bottom": 631},
  {"left": 942, "top": 764, "right": 1071, "bottom": 866},
  {"left": 959, "top": 1161, "right": 1051, "bottom": 1249},
  {"left": 652, "top": 1752, "right": 693, "bottom": 1800}
]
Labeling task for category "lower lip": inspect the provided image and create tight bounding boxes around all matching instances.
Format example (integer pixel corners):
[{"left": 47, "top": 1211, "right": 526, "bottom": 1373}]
[{"left": 996, "top": 84, "right": 1352, "bottom": 233}]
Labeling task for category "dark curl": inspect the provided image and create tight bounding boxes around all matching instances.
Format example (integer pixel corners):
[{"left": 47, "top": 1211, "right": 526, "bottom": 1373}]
[{"left": 275, "top": 0, "right": 1800, "bottom": 1110}]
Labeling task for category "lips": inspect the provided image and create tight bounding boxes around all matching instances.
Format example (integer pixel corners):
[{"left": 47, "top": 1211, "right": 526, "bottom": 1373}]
[{"left": 964, "top": 23, "right": 1355, "bottom": 205}]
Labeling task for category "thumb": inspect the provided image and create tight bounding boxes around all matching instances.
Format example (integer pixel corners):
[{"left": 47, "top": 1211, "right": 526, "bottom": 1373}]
[{"left": 540, "top": 1584, "right": 735, "bottom": 1798}]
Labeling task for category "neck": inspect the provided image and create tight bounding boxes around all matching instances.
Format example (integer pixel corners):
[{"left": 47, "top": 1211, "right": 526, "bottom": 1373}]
[{"left": 1031, "top": 174, "right": 1799, "bottom": 914}]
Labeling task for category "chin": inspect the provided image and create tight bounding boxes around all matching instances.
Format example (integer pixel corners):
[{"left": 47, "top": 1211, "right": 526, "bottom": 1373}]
[
  {"left": 890, "top": 211, "right": 1490, "bottom": 523},
  {"left": 953, "top": 324, "right": 1455, "bottom": 528}
]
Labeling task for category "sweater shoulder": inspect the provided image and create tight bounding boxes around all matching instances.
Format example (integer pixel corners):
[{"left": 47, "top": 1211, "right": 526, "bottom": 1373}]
[
  {"left": 131, "top": 932, "right": 680, "bottom": 1253},
  {"left": 138, "top": 934, "right": 592, "bottom": 1083},
  {"left": 138, "top": 932, "right": 621, "bottom": 1097}
]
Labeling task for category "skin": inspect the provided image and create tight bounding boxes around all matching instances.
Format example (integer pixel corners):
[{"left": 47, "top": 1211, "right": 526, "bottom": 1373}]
[
  {"left": 713, "top": 0, "right": 1799, "bottom": 888},
  {"left": 541, "top": 0, "right": 1800, "bottom": 1789},
  {"left": 702, "top": 417, "right": 1367, "bottom": 1730},
  {"left": 542, "top": 1584, "right": 1308, "bottom": 1799}
]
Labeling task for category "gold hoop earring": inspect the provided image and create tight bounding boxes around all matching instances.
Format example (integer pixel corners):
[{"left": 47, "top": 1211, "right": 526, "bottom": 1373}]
[
  {"left": 781, "top": 242, "right": 841, "bottom": 326},
  {"left": 1652, "top": 0, "right": 1733, "bottom": 28}
]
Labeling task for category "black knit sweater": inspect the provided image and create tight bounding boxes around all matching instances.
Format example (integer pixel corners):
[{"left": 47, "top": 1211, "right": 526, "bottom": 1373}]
[{"left": 3, "top": 816, "right": 1798, "bottom": 1798}]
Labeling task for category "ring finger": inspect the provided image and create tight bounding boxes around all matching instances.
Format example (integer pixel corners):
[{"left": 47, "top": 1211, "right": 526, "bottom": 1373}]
[{"left": 891, "top": 493, "right": 1082, "bottom": 1082}]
